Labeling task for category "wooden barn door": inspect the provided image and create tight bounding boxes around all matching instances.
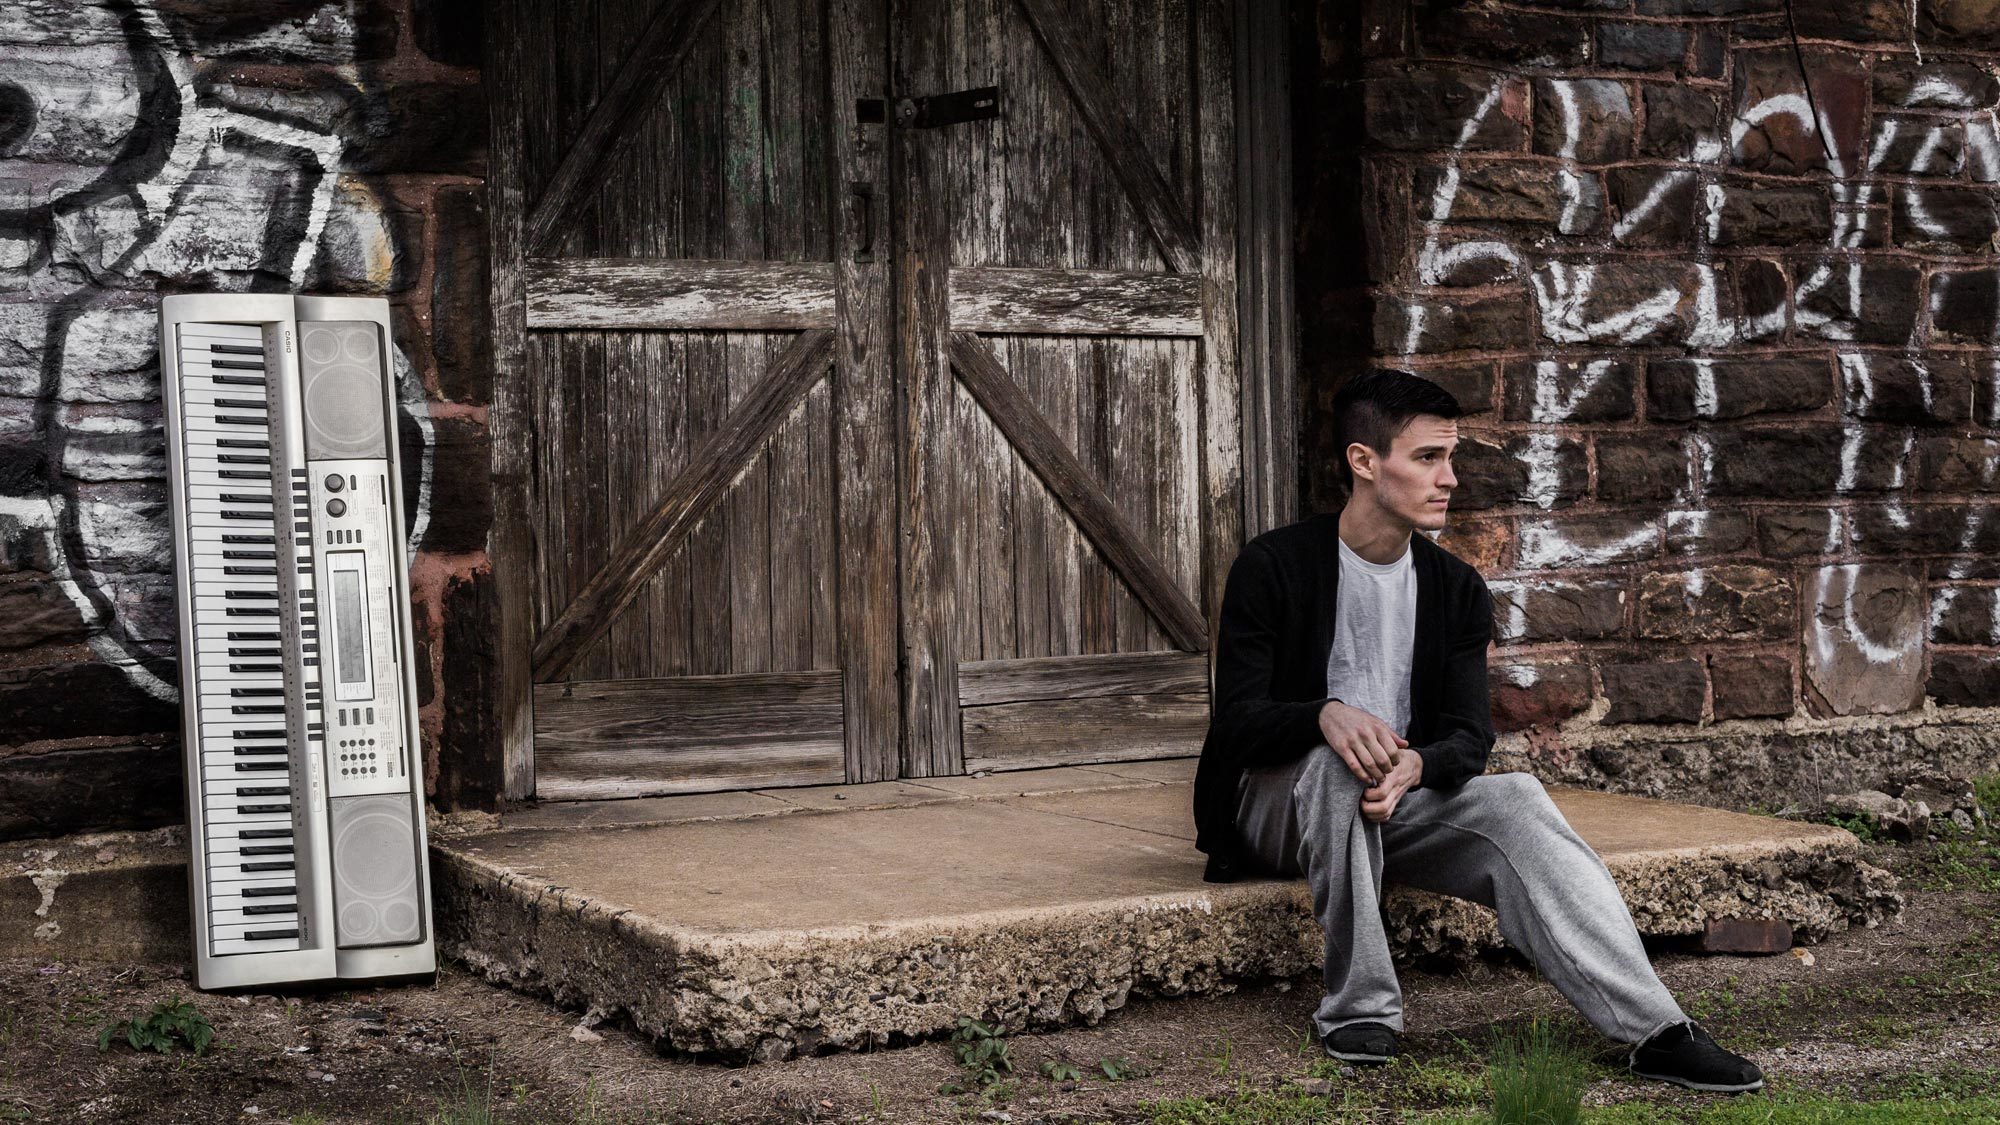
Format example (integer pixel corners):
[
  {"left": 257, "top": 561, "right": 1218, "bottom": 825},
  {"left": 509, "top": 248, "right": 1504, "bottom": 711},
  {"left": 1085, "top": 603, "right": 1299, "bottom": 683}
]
[
  {"left": 498, "top": 0, "right": 899, "bottom": 799},
  {"left": 893, "top": 0, "right": 1241, "bottom": 777}
]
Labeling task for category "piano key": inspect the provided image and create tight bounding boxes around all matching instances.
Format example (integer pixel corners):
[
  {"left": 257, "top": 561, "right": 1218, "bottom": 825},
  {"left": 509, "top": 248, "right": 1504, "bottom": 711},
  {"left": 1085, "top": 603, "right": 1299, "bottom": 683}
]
[
  {"left": 210, "top": 935, "right": 303, "bottom": 956},
  {"left": 209, "top": 907, "right": 299, "bottom": 929},
  {"left": 178, "top": 321, "right": 265, "bottom": 341}
]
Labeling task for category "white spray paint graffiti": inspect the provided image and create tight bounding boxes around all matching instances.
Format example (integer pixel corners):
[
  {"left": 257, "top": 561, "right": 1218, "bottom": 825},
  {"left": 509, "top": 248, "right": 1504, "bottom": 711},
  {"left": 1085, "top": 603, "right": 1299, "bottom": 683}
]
[
  {"left": 1404, "top": 64, "right": 2000, "bottom": 702},
  {"left": 0, "top": 1, "right": 436, "bottom": 706}
]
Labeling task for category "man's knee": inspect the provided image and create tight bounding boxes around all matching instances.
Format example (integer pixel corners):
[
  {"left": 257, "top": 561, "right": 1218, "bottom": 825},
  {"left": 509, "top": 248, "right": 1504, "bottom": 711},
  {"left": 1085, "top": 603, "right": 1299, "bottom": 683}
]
[{"left": 1461, "top": 772, "right": 1565, "bottom": 831}]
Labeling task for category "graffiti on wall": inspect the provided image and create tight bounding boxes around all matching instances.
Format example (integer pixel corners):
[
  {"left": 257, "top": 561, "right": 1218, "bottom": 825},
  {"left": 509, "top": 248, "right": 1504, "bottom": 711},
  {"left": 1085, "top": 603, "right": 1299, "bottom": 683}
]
[
  {"left": 0, "top": 0, "right": 434, "bottom": 710},
  {"left": 1399, "top": 62, "right": 2000, "bottom": 716}
]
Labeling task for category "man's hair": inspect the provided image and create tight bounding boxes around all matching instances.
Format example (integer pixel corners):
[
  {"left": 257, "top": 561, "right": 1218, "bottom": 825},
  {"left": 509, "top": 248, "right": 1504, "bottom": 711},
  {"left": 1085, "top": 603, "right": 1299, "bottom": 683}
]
[{"left": 1331, "top": 370, "right": 1463, "bottom": 495}]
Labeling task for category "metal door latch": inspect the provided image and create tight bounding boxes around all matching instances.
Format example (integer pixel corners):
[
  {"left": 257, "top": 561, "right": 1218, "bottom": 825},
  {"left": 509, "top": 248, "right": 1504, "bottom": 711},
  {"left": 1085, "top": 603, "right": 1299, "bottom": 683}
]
[{"left": 856, "top": 85, "right": 1001, "bottom": 128}]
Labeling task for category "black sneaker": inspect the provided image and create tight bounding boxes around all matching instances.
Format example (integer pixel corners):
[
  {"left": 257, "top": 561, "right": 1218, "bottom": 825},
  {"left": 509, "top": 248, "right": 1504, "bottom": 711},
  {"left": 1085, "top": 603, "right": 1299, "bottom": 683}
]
[
  {"left": 1628, "top": 1021, "right": 1764, "bottom": 1093},
  {"left": 1323, "top": 1021, "right": 1398, "bottom": 1065}
]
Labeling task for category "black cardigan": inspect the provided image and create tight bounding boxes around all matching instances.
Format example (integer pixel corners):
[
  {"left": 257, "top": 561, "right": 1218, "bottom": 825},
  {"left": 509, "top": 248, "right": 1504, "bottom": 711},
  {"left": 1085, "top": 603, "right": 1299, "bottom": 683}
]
[{"left": 1193, "top": 513, "right": 1497, "bottom": 878}]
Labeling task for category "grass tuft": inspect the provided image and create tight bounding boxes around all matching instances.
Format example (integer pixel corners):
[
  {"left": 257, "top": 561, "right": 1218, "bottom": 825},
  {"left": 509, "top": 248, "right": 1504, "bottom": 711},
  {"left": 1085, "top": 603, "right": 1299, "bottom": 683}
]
[{"left": 1488, "top": 1018, "right": 1587, "bottom": 1125}]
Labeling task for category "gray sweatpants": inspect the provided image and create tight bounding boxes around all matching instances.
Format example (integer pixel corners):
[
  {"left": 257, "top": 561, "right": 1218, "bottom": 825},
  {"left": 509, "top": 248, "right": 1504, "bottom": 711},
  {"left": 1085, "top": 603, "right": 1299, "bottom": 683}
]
[{"left": 1236, "top": 746, "right": 1687, "bottom": 1044}]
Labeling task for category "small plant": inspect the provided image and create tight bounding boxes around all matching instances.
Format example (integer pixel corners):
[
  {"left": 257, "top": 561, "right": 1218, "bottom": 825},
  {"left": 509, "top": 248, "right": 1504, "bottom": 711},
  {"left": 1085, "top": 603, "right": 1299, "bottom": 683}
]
[
  {"left": 1823, "top": 810, "right": 1881, "bottom": 843},
  {"left": 1488, "top": 1018, "right": 1587, "bottom": 1125},
  {"left": 1202, "top": 1034, "right": 1234, "bottom": 1077},
  {"left": 1040, "top": 1058, "right": 1085, "bottom": 1082},
  {"left": 96, "top": 997, "right": 215, "bottom": 1056},
  {"left": 939, "top": 1016, "right": 1013, "bottom": 1093},
  {"left": 1097, "top": 1054, "right": 1146, "bottom": 1081}
]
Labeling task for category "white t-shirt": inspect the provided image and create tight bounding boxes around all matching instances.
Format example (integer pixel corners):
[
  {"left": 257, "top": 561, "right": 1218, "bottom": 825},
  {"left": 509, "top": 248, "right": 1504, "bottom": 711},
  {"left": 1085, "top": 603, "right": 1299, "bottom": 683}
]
[{"left": 1326, "top": 535, "right": 1418, "bottom": 739}]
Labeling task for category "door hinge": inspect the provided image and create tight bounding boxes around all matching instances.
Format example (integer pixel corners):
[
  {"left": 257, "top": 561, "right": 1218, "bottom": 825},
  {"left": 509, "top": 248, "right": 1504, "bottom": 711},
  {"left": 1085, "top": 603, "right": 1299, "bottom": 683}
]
[{"left": 856, "top": 85, "right": 1001, "bottom": 129}]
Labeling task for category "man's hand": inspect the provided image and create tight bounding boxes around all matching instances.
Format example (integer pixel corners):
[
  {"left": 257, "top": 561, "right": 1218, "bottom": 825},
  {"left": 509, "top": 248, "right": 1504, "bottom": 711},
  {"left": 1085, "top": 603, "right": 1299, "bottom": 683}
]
[
  {"left": 1317, "top": 701, "right": 1409, "bottom": 785},
  {"left": 1360, "top": 748, "right": 1423, "bottom": 822}
]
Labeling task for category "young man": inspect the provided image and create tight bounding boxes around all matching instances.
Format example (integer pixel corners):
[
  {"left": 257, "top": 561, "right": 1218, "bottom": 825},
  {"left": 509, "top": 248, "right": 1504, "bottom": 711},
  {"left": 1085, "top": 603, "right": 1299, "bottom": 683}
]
[{"left": 1192, "top": 371, "right": 1763, "bottom": 1092}]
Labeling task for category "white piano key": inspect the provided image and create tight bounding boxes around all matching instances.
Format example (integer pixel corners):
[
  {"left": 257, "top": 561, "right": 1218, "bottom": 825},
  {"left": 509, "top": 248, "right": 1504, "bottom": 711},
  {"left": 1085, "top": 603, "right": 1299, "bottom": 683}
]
[{"left": 178, "top": 321, "right": 266, "bottom": 341}]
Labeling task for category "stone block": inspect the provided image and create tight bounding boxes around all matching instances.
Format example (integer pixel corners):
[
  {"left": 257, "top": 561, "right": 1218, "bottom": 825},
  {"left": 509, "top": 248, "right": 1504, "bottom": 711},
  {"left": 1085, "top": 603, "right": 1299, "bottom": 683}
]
[
  {"left": 1733, "top": 258, "right": 1789, "bottom": 341},
  {"left": 421, "top": 413, "right": 494, "bottom": 553},
  {"left": 1713, "top": 186, "right": 1832, "bottom": 246},
  {"left": 1608, "top": 166, "right": 1696, "bottom": 246},
  {"left": 1704, "top": 428, "right": 1843, "bottom": 498},
  {"left": 1928, "top": 651, "right": 2000, "bottom": 706},
  {"left": 1666, "top": 508, "right": 1755, "bottom": 556},
  {"left": 1435, "top": 515, "right": 1510, "bottom": 572},
  {"left": 1839, "top": 354, "right": 1974, "bottom": 425},
  {"left": 1760, "top": 509, "right": 1841, "bottom": 558},
  {"left": 1415, "top": 162, "right": 1602, "bottom": 231},
  {"left": 432, "top": 185, "right": 492, "bottom": 404},
  {"left": 1870, "top": 119, "right": 1966, "bottom": 176},
  {"left": 1602, "top": 660, "right": 1706, "bottom": 724},
  {"left": 310, "top": 177, "right": 423, "bottom": 294},
  {"left": 1451, "top": 433, "right": 1588, "bottom": 511},
  {"left": 1929, "top": 268, "right": 2000, "bottom": 344},
  {"left": 1420, "top": 5, "right": 1591, "bottom": 67},
  {"left": 1918, "top": 435, "right": 2000, "bottom": 492},
  {"left": 0, "top": 574, "right": 86, "bottom": 649},
  {"left": 413, "top": 0, "right": 484, "bottom": 69},
  {"left": 1597, "top": 23, "right": 1691, "bottom": 71},
  {"left": 1875, "top": 59, "right": 1999, "bottom": 108},
  {"left": 1387, "top": 363, "right": 1496, "bottom": 417},
  {"left": 1518, "top": 514, "right": 1660, "bottom": 570},
  {"left": 1929, "top": 585, "right": 2000, "bottom": 644},
  {"left": 1969, "top": 116, "right": 2000, "bottom": 182},
  {"left": 1366, "top": 67, "right": 1530, "bottom": 153},
  {"left": 1825, "top": 789, "right": 1929, "bottom": 840},
  {"left": 1802, "top": 564, "right": 1926, "bottom": 716},
  {"left": 1503, "top": 357, "right": 1635, "bottom": 423},
  {"left": 1641, "top": 85, "right": 1724, "bottom": 161},
  {"left": 1919, "top": 0, "right": 2000, "bottom": 49},
  {"left": 1732, "top": 48, "right": 1868, "bottom": 176},
  {"left": 1489, "top": 577, "right": 1626, "bottom": 643},
  {"left": 0, "top": 661, "right": 176, "bottom": 744},
  {"left": 1531, "top": 262, "right": 1698, "bottom": 347},
  {"left": 1850, "top": 503, "right": 2000, "bottom": 555},
  {"left": 1893, "top": 186, "right": 1998, "bottom": 252},
  {"left": 152, "top": 0, "right": 399, "bottom": 64},
  {"left": 58, "top": 402, "right": 165, "bottom": 483},
  {"left": 1795, "top": 261, "right": 1921, "bottom": 345},
  {"left": 1638, "top": 566, "right": 1795, "bottom": 641},
  {"left": 1637, "top": 0, "right": 1782, "bottom": 13},
  {"left": 1791, "top": 0, "right": 1915, "bottom": 41},
  {"left": 1709, "top": 654, "right": 1795, "bottom": 719},
  {"left": 1649, "top": 357, "right": 1829, "bottom": 421},
  {"left": 438, "top": 565, "right": 503, "bottom": 812},
  {"left": 1491, "top": 663, "right": 1594, "bottom": 732},
  {"left": 1597, "top": 433, "right": 1689, "bottom": 504},
  {"left": 1373, "top": 291, "right": 1531, "bottom": 354},
  {"left": 1691, "top": 27, "right": 1727, "bottom": 78},
  {"left": 1534, "top": 79, "right": 1633, "bottom": 163}
]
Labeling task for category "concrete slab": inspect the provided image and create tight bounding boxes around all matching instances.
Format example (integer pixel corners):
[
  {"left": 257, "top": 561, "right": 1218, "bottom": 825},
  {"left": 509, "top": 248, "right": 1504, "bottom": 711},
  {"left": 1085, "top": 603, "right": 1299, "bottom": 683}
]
[
  {"left": 1079, "top": 757, "right": 1198, "bottom": 784},
  {"left": 755, "top": 781, "right": 957, "bottom": 813},
  {"left": 498, "top": 790, "right": 797, "bottom": 831},
  {"left": 901, "top": 764, "right": 1162, "bottom": 799},
  {"left": 432, "top": 778, "right": 1902, "bottom": 1061}
]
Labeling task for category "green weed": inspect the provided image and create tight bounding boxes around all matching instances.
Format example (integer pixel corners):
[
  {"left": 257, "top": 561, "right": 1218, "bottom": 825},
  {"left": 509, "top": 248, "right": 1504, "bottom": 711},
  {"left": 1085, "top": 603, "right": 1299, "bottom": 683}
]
[
  {"left": 940, "top": 1016, "right": 1013, "bottom": 1094},
  {"left": 95, "top": 996, "right": 215, "bottom": 1056},
  {"left": 1488, "top": 1018, "right": 1587, "bottom": 1125}
]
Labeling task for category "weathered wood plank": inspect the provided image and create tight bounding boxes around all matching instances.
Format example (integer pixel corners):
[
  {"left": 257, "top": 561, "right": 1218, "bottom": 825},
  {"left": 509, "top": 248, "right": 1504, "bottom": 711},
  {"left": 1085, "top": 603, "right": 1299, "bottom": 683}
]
[
  {"left": 728, "top": 334, "right": 775, "bottom": 674},
  {"left": 532, "top": 329, "right": 834, "bottom": 682},
  {"left": 525, "top": 0, "right": 725, "bottom": 254},
  {"left": 830, "top": 0, "right": 900, "bottom": 782},
  {"left": 961, "top": 692, "right": 1208, "bottom": 772},
  {"left": 894, "top": 0, "right": 964, "bottom": 778},
  {"left": 487, "top": 0, "right": 536, "bottom": 800},
  {"left": 535, "top": 670, "right": 846, "bottom": 798},
  {"left": 957, "top": 650, "right": 1210, "bottom": 706},
  {"left": 1232, "top": 0, "right": 1297, "bottom": 538},
  {"left": 1014, "top": 0, "right": 1200, "bottom": 274},
  {"left": 525, "top": 259, "right": 838, "bottom": 330},
  {"left": 948, "top": 266, "right": 1201, "bottom": 336},
  {"left": 1198, "top": 0, "right": 1246, "bottom": 623},
  {"left": 948, "top": 333, "right": 1208, "bottom": 652}
]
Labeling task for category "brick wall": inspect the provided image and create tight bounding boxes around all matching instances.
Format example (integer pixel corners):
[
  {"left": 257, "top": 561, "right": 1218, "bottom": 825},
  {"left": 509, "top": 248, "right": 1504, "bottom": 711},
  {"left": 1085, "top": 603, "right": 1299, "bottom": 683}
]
[
  {"left": 1312, "top": 0, "right": 2000, "bottom": 804},
  {"left": 0, "top": 0, "right": 492, "bottom": 839}
]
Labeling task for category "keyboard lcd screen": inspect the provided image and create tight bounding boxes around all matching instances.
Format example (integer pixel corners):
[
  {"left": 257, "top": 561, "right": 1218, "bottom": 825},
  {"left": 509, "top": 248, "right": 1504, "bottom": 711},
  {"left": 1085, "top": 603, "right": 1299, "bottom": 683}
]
[{"left": 333, "top": 566, "right": 368, "bottom": 686}]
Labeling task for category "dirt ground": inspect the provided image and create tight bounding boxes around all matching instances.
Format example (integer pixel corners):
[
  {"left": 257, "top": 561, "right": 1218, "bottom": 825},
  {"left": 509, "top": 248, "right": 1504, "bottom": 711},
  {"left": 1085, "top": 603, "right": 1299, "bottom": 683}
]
[{"left": 2, "top": 832, "right": 1995, "bottom": 1125}]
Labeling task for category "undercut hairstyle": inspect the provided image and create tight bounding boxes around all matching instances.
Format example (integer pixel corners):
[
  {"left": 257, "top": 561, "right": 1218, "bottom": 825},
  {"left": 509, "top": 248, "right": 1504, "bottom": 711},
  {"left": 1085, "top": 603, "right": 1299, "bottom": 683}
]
[{"left": 1331, "top": 370, "right": 1463, "bottom": 496}]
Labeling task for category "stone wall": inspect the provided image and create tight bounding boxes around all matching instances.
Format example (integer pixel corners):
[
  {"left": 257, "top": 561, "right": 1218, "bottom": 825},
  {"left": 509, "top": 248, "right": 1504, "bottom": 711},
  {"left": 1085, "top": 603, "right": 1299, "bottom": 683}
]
[
  {"left": 1318, "top": 0, "right": 2000, "bottom": 806},
  {"left": 0, "top": 0, "right": 492, "bottom": 839}
]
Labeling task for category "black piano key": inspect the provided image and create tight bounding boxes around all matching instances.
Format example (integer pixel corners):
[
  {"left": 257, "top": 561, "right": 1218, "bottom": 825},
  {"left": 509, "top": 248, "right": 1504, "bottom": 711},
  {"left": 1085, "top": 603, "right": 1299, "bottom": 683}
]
[
  {"left": 235, "top": 785, "right": 289, "bottom": 796},
  {"left": 237, "top": 803, "right": 289, "bottom": 814},
  {"left": 222, "top": 551, "right": 277, "bottom": 561},
  {"left": 214, "top": 398, "right": 266, "bottom": 410},
  {"left": 238, "top": 844, "right": 293, "bottom": 856},
  {"left": 225, "top": 630, "right": 281, "bottom": 640},
  {"left": 228, "top": 687, "right": 284, "bottom": 697},
  {"left": 220, "top": 493, "right": 274, "bottom": 504},
  {"left": 241, "top": 886, "right": 296, "bottom": 898},
  {"left": 220, "top": 535, "right": 276, "bottom": 545},
  {"left": 231, "top": 704, "right": 285, "bottom": 714},
  {"left": 243, "top": 928, "right": 300, "bottom": 940},
  {"left": 229, "top": 663, "right": 283, "bottom": 674},
  {"left": 221, "top": 510, "right": 274, "bottom": 521},
  {"left": 223, "top": 567, "right": 277, "bottom": 577},
  {"left": 234, "top": 761, "right": 289, "bottom": 772},
  {"left": 231, "top": 727, "right": 286, "bottom": 739},
  {"left": 225, "top": 608, "right": 281, "bottom": 617},
  {"left": 216, "top": 438, "right": 270, "bottom": 449},
  {"left": 217, "top": 454, "right": 271, "bottom": 464},
  {"left": 208, "top": 342, "right": 264, "bottom": 356},
  {"left": 227, "top": 649, "right": 281, "bottom": 658},
  {"left": 210, "top": 357, "right": 266, "bottom": 370},
  {"left": 224, "top": 590, "right": 280, "bottom": 601},
  {"left": 238, "top": 830, "right": 292, "bottom": 841},
  {"left": 240, "top": 861, "right": 294, "bottom": 873},
  {"left": 211, "top": 374, "right": 266, "bottom": 386},
  {"left": 216, "top": 414, "right": 268, "bottom": 426},
  {"left": 241, "top": 904, "right": 294, "bottom": 916},
  {"left": 217, "top": 470, "right": 272, "bottom": 480},
  {"left": 232, "top": 747, "right": 286, "bottom": 757}
]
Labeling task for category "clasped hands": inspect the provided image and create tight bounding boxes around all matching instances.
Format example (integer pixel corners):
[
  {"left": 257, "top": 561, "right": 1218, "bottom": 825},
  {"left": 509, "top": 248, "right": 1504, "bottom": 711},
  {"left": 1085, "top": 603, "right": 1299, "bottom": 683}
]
[{"left": 1318, "top": 700, "right": 1423, "bottom": 823}]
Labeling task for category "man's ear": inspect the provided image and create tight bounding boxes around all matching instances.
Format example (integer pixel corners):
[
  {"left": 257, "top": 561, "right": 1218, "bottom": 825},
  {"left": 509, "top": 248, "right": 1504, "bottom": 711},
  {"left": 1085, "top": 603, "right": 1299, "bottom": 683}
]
[{"left": 1346, "top": 441, "right": 1376, "bottom": 485}]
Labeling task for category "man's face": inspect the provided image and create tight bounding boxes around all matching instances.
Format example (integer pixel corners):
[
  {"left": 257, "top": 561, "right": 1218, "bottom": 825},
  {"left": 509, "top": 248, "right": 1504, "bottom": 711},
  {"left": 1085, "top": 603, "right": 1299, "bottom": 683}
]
[{"left": 1350, "top": 416, "right": 1459, "bottom": 532}]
